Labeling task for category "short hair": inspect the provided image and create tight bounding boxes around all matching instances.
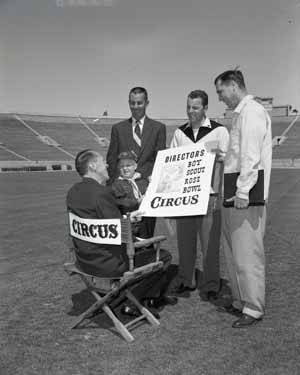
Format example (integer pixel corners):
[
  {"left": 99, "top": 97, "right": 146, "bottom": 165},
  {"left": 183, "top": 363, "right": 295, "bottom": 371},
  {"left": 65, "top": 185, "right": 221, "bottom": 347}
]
[
  {"left": 214, "top": 69, "right": 246, "bottom": 89},
  {"left": 187, "top": 90, "right": 208, "bottom": 107},
  {"left": 129, "top": 87, "right": 148, "bottom": 101},
  {"left": 75, "top": 149, "right": 98, "bottom": 177}
]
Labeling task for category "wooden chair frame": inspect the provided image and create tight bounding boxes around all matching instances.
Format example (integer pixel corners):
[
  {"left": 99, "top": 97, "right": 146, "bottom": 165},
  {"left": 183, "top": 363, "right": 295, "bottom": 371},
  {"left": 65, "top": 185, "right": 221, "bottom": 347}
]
[{"left": 64, "top": 213, "right": 167, "bottom": 342}]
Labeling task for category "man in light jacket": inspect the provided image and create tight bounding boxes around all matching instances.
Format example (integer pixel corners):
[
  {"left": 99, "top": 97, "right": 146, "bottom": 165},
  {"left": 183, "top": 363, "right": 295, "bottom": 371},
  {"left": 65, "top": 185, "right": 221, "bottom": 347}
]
[{"left": 214, "top": 69, "right": 272, "bottom": 328}]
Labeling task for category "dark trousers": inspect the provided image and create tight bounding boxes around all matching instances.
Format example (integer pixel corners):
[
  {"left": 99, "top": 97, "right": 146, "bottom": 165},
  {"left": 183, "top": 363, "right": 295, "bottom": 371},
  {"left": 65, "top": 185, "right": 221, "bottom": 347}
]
[
  {"left": 129, "top": 248, "right": 171, "bottom": 300},
  {"left": 176, "top": 195, "right": 221, "bottom": 292},
  {"left": 135, "top": 217, "right": 156, "bottom": 238}
]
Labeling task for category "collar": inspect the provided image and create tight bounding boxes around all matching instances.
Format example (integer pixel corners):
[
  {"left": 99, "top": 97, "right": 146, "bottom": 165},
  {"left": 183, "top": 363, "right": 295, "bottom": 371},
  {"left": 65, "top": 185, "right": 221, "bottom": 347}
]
[
  {"left": 234, "top": 95, "right": 254, "bottom": 114},
  {"left": 132, "top": 116, "right": 146, "bottom": 127},
  {"left": 118, "top": 176, "right": 134, "bottom": 182},
  {"left": 82, "top": 176, "right": 101, "bottom": 186},
  {"left": 184, "top": 117, "right": 211, "bottom": 130}
]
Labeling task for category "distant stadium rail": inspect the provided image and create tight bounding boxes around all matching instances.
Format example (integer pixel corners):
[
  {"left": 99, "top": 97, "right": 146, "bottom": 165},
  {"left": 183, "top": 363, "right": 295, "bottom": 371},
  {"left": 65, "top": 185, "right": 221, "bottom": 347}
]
[{"left": 0, "top": 160, "right": 75, "bottom": 173}]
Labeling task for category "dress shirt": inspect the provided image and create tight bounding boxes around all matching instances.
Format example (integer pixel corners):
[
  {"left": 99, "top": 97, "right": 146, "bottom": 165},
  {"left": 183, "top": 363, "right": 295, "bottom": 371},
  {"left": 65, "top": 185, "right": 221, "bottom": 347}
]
[
  {"left": 132, "top": 116, "right": 145, "bottom": 138},
  {"left": 191, "top": 117, "right": 211, "bottom": 140},
  {"left": 170, "top": 117, "right": 229, "bottom": 194},
  {"left": 224, "top": 95, "right": 272, "bottom": 201}
]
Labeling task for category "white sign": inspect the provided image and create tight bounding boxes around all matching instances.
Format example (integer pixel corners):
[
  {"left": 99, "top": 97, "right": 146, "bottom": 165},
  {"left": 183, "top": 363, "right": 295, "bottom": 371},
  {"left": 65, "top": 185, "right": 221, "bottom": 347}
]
[
  {"left": 139, "top": 143, "right": 215, "bottom": 217},
  {"left": 69, "top": 212, "right": 122, "bottom": 245}
]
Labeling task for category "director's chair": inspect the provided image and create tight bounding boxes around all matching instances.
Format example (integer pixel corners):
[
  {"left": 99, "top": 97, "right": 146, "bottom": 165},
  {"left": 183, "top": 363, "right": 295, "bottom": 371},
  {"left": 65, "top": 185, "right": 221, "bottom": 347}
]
[{"left": 64, "top": 212, "right": 167, "bottom": 342}]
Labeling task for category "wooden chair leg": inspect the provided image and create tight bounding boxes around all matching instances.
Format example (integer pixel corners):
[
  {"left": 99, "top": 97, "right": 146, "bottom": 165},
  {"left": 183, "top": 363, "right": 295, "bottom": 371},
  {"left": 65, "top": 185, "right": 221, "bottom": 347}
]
[
  {"left": 71, "top": 293, "right": 104, "bottom": 329},
  {"left": 125, "top": 290, "right": 160, "bottom": 327},
  {"left": 102, "top": 304, "right": 134, "bottom": 343}
]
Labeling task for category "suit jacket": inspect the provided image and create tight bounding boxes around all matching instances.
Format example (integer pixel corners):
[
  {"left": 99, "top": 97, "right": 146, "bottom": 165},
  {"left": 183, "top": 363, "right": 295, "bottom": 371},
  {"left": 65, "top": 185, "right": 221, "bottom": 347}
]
[
  {"left": 66, "top": 177, "right": 128, "bottom": 277},
  {"left": 106, "top": 117, "right": 166, "bottom": 181},
  {"left": 111, "top": 178, "right": 149, "bottom": 214}
]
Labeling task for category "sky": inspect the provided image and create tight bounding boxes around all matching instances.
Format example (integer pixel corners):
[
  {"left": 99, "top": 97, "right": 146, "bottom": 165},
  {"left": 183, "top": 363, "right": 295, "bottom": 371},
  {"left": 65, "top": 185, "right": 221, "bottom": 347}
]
[{"left": 0, "top": 0, "right": 299, "bottom": 118}]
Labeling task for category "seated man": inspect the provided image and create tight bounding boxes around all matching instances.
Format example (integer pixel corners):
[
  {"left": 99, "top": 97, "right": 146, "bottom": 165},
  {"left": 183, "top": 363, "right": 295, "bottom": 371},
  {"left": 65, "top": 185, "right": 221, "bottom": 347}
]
[
  {"left": 66, "top": 149, "right": 177, "bottom": 316},
  {"left": 111, "top": 151, "right": 152, "bottom": 239}
]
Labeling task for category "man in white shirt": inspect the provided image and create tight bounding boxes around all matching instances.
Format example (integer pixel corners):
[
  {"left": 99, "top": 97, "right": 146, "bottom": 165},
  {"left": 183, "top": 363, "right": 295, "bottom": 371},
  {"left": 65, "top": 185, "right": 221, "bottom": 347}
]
[
  {"left": 169, "top": 90, "right": 229, "bottom": 301},
  {"left": 214, "top": 70, "right": 272, "bottom": 328}
]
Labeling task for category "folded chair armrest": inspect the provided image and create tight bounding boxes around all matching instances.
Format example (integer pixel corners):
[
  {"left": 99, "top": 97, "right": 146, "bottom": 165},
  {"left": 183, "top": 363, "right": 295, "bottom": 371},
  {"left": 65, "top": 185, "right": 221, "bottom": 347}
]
[
  {"left": 134, "top": 235, "right": 167, "bottom": 249},
  {"left": 122, "top": 261, "right": 164, "bottom": 281}
]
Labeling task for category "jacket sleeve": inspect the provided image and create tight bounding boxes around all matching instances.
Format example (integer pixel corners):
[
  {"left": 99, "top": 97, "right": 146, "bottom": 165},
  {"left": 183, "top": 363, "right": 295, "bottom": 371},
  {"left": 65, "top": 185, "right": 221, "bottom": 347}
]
[
  {"left": 111, "top": 181, "right": 139, "bottom": 213},
  {"left": 236, "top": 108, "right": 266, "bottom": 200},
  {"left": 136, "top": 123, "right": 166, "bottom": 179},
  {"left": 95, "top": 188, "right": 122, "bottom": 218},
  {"left": 156, "top": 123, "right": 166, "bottom": 152},
  {"left": 106, "top": 125, "right": 119, "bottom": 181}
]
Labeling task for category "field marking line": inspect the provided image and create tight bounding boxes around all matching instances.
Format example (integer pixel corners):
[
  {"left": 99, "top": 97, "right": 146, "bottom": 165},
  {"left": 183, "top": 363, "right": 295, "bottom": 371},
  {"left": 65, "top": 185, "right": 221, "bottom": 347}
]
[
  {"left": 14, "top": 114, "right": 75, "bottom": 159},
  {"left": 281, "top": 114, "right": 299, "bottom": 138},
  {"left": 0, "top": 145, "right": 31, "bottom": 161},
  {"left": 78, "top": 116, "right": 99, "bottom": 138}
]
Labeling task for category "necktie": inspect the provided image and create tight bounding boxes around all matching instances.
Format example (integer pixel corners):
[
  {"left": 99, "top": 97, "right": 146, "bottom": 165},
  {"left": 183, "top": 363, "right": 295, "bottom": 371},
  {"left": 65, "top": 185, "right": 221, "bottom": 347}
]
[
  {"left": 134, "top": 120, "right": 141, "bottom": 147},
  {"left": 129, "top": 179, "right": 141, "bottom": 200}
]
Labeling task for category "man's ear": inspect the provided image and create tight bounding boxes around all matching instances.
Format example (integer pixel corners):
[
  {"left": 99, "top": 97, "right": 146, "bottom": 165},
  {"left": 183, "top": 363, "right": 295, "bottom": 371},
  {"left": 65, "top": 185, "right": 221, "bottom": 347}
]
[
  {"left": 232, "top": 81, "right": 238, "bottom": 92},
  {"left": 89, "top": 161, "right": 96, "bottom": 172}
]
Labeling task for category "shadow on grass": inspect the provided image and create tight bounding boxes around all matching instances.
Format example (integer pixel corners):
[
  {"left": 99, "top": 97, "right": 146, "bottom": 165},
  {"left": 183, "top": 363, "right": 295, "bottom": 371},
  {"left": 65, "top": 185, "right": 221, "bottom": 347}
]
[
  {"left": 67, "top": 289, "right": 124, "bottom": 338},
  {"left": 66, "top": 264, "right": 232, "bottom": 338},
  {"left": 166, "top": 264, "right": 232, "bottom": 305}
]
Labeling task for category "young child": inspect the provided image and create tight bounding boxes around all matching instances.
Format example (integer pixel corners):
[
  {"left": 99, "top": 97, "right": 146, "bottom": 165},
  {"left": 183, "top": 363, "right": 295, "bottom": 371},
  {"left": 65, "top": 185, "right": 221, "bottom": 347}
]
[{"left": 111, "top": 151, "right": 151, "bottom": 238}]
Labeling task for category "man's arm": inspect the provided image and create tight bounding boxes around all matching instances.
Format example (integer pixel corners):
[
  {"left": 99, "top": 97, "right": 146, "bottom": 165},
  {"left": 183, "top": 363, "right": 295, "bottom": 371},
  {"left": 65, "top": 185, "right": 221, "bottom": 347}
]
[
  {"left": 111, "top": 181, "right": 139, "bottom": 213},
  {"left": 135, "top": 123, "right": 166, "bottom": 179},
  {"left": 218, "top": 127, "right": 230, "bottom": 159},
  {"left": 95, "top": 188, "right": 122, "bottom": 218},
  {"left": 106, "top": 125, "right": 119, "bottom": 181},
  {"left": 155, "top": 123, "right": 167, "bottom": 152},
  {"left": 236, "top": 108, "right": 266, "bottom": 201}
]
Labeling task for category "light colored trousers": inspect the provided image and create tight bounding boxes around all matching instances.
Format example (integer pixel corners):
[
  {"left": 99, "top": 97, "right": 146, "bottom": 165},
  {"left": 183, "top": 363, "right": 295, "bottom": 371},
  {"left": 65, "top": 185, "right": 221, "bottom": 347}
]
[
  {"left": 176, "top": 195, "right": 221, "bottom": 292},
  {"left": 222, "top": 205, "right": 266, "bottom": 319}
]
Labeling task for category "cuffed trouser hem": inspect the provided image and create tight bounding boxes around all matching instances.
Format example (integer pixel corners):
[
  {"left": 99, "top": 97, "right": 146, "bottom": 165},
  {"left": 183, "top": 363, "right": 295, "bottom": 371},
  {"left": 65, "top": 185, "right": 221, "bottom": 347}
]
[
  {"left": 232, "top": 301, "right": 243, "bottom": 311},
  {"left": 243, "top": 306, "right": 263, "bottom": 319}
]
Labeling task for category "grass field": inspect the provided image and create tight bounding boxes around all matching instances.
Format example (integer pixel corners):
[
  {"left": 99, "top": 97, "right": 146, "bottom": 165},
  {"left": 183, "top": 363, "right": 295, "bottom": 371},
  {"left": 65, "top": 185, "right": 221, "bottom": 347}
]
[{"left": 1, "top": 170, "right": 300, "bottom": 375}]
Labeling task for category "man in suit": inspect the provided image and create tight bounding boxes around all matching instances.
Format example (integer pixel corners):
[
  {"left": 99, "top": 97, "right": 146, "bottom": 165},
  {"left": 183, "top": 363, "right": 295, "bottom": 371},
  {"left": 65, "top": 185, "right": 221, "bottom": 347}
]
[
  {"left": 214, "top": 69, "right": 272, "bottom": 327},
  {"left": 106, "top": 87, "right": 166, "bottom": 236},
  {"left": 169, "top": 90, "right": 229, "bottom": 301},
  {"left": 67, "top": 149, "right": 176, "bottom": 317}
]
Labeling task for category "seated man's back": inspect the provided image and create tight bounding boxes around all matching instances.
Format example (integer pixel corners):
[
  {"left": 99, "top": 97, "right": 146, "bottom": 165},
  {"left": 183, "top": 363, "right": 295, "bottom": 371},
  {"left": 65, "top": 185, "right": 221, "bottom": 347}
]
[{"left": 67, "top": 170, "right": 128, "bottom": 278}]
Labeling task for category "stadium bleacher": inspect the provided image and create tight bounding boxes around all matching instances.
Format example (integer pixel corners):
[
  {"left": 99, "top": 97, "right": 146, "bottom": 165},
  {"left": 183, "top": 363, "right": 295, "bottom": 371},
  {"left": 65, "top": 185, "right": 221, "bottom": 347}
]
[
  {"left": 26, "top": 119, "right": 107, "bottom": 157},
  {"left": 0, "top": 116, "right": 67, "bottom": 161},
  {"left": 0, "top": 114, "right": 299, "bottom": 171}
]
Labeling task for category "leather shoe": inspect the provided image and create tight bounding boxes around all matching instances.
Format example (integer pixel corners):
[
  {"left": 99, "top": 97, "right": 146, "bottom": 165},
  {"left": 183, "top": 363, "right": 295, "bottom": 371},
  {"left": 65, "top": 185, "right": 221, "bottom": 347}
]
[
  {"left": 146, "top": 295, "right": 178, "bottom": 309},
  {"left": 217, "top": 304, "right": 243, "bottom": 317},
  {"left": 170, "top": 283, "right": 196, "bottom": 295},
  {"left": 121, "top": 304, "right": 140, "bottom": 318},
  {"left": 162, "top": 295, "right": 178, "bottom": 306},
  {"left": 121, "top": 303, "right": 160, "bottom": 320},
  {"left": 232, "top": 314, "right": 262, "bottom": 328},
  {"left": 142, "top": 299, "right": 161, "bottom": 319},
  {"left": 201, "top": 291, "right": 219, "bottom": 302}
]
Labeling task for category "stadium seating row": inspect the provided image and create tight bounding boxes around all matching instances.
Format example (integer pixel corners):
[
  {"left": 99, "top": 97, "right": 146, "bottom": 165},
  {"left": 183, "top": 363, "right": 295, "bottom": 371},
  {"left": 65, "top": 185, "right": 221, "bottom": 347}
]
[{"left": 0, "top": 114, "right": 299, "bottom": 164}]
